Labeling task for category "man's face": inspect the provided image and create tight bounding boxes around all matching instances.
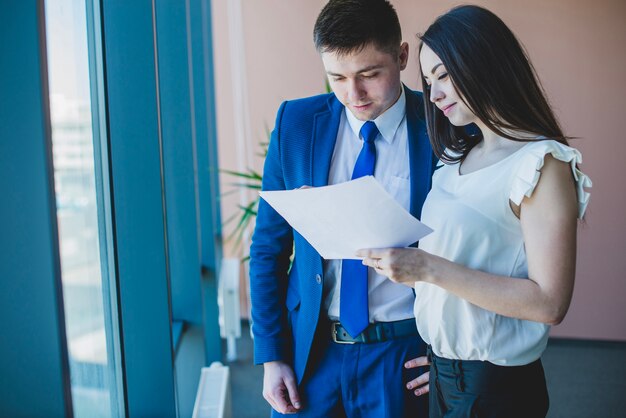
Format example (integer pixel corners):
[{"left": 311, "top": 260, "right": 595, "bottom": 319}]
[{"left": 322, "top": 42, "right": 408, "bottom": 121}]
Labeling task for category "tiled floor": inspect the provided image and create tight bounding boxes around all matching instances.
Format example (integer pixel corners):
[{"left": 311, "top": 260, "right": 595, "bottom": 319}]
[{"left": 227, "top": 323, "right": 626, "bottom": 418}]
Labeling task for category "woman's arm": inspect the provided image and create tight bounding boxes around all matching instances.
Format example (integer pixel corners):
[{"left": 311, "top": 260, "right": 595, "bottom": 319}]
[{"left": 358, "top": 155, "right": 578, "bottom": 325}]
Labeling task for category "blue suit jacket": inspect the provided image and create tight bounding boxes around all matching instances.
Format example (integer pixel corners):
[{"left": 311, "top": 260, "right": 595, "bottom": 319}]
[{"left": 249, "top": 86, "right": 435, "bottom": 383}]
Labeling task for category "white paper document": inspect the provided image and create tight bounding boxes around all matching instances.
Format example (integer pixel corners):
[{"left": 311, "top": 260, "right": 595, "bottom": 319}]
[{"left": 259, "top": 176, "right": 433, "bottom": 259}]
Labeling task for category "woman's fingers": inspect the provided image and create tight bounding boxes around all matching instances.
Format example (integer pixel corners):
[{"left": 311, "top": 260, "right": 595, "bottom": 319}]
[
  {"left": 405, "top": 355, "right": 430, "bottom": 369},
  {"left": 356, "top": 248, "right": 394, "bottom": 270},
  {"left": 405, "top": 356, "right": 430, "bottom": 397},
  {"left": 360, "top": 256, "right": 383, "bottom": 270}
]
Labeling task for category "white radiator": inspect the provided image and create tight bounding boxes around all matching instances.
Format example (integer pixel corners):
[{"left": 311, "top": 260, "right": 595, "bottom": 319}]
[
  {"left": 192, "top": 362, "right": 232, "bottom": 418},
  {"left": 218, "top": 258, "right": 242, "bottom": 361}
]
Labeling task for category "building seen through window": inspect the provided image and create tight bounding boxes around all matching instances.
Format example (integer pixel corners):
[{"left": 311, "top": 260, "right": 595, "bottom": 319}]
[{"left": 45, "top": 1, "right": 123, "bottom": 416}]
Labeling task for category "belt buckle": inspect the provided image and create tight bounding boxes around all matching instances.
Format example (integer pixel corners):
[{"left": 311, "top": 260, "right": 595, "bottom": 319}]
[{"left": 331, "top": 322, "right": 355, "bottom": 344}]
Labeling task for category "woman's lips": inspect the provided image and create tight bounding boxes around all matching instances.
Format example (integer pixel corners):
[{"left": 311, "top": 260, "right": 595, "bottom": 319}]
[{"left": 441, "top": 103, "right": 456, "bottom": 117}]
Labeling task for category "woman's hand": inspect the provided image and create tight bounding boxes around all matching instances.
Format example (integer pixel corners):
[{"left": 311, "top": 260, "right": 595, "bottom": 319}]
[
  {"left": 405, "top": 356, "right": 431, "bottom": 397},
  {"left": 356, "top": 247, "right": 437, "bottom": 286}
]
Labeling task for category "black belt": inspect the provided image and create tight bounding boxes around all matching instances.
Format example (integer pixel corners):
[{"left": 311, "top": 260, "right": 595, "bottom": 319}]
[{"left": 331, "top": 318, "right": 418, "bottom": 344}]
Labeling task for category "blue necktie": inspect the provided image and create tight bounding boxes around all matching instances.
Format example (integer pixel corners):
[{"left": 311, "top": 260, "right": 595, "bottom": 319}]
[{"left": 340, "top": 121, "right": 379, "bottom": 338}]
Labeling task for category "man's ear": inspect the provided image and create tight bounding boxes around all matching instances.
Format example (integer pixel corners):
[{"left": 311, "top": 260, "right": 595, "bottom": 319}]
[{"left": 398, "top": 42, "right": 409, "bottom": 70}]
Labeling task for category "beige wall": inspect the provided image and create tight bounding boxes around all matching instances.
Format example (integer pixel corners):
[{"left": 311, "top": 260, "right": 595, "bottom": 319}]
[{"left": 212, "top": 0, "right": 626, "bottom": 341}]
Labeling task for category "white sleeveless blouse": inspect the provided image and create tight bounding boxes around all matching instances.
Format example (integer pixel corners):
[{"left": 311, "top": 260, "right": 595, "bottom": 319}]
[{"left": 414, "top": 140, "right": 592, "bottom": 366}]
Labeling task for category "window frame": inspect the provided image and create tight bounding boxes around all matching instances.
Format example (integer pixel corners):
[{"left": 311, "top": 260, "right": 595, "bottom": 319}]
[
  {"left": 0, "top": 1, "right": 73, "bottom": 416},
  {"left": 100, "top": 0, "right": 223, "bottom": 415},
  {"left": 0, "top": 0, "right": 224, "bottom": 415}
]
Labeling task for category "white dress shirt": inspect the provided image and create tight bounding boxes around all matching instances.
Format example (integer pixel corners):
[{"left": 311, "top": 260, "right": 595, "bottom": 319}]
[{"left": 323, "top": 88, "right": 415, "bottom": 323}]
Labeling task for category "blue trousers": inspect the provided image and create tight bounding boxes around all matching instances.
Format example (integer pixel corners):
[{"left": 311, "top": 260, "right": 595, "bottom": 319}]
[{"left": 272, "top": 331, "right": 428, "bottom": 418}]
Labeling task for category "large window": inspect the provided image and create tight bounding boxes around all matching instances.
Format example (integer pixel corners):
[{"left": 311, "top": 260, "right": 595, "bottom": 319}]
[
  {"left": 1, "top": 1, "right": 222, "bottom": 415},
  {"left": 44, "top": 1, "right": 123, "bottom": 416}
]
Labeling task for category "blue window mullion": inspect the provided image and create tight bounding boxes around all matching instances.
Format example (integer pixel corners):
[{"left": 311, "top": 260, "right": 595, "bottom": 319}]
[
  {"left": 0, "top": 1, "right": 73, "bottom": 416},
  {"left": 154, "top": 0, "right": 203, "bottom": 328},
  {"left": 84, "top": 0, "right": 125, "bottom": 415},
  {"left": 188, "top": 0, "right": 224, "bottom": 365},
  {"left": 99, "top": 0, "right": 177, "bottom": 416}
]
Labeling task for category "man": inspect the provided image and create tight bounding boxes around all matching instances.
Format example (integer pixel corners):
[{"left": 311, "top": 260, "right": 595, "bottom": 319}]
[{"left": 249, "top": 1, "right": 434, "bottom": 416}]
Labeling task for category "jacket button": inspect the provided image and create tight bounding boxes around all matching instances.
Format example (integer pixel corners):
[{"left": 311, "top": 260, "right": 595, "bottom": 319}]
[{"left": 315, "top": 274, "right": 322, "bottom": 284}]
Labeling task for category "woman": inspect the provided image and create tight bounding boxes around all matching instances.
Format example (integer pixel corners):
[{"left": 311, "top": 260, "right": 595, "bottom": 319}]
[{"left": 357, "top": 5, "right": 591, "bottom": 417}]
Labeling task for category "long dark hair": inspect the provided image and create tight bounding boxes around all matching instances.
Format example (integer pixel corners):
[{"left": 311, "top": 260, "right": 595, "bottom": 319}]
[{"left": 419, "top": 5, "right": 568, "bottom": 163}]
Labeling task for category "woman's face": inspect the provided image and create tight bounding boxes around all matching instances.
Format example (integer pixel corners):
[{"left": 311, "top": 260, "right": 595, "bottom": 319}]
[{"left": 419, "top": 44, "right": 476, "bottom": 127}]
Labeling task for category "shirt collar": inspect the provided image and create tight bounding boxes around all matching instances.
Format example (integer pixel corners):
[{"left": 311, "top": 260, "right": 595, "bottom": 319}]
[{"left": 345, "top": 87, "right": 406, "bottom": 144}]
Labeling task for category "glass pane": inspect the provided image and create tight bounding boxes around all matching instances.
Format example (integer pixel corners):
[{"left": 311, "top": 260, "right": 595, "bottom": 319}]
[{"left": 44, "top": 1, "right": 123, "bottom": 417}]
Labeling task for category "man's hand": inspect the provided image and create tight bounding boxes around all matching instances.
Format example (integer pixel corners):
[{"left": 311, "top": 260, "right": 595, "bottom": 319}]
[
  {"left": 263, "top": 361, "right": 302, "bottom": 414},
  {"left": 404, "top": 356, "right": 430, "bottom": 397}
]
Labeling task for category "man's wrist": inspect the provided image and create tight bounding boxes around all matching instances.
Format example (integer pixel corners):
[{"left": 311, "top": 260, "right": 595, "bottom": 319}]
[{"left": 263, "top": 360, "right": 284, "bottom": 369}]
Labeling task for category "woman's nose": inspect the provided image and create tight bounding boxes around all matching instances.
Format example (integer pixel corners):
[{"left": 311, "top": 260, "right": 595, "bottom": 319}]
[{"left": 429, "top": 84, "right": 444, "bottom": 103}]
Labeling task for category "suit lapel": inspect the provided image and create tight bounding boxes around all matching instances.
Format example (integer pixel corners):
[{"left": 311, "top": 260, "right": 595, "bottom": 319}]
[
  {"left": 311, "top": 95, "right": 344, "bottom": 187},
  {"left": 406, "top": 86, "right": 434, "bottom": 220},
  {"left": 309, "top": 89, "right": 434, "bottom": 218}
]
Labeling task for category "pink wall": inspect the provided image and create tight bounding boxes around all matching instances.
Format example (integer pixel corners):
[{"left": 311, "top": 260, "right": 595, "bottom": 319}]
[{"left": 212, "top": 0, "right": 626, "bottom": 341}]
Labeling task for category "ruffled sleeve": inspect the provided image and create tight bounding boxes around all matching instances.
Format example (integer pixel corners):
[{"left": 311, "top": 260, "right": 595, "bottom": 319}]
[{"left": 509, "top": 140, "right": 592, "bottom": 219}]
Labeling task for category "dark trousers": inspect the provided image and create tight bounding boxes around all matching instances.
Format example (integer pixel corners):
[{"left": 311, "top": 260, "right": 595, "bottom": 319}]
[
  {"left": 428, "top": 348, "right": 549, "bottom": 418},
  {"left": 272, "top": 326, "right": 428, "bottom": 418}
]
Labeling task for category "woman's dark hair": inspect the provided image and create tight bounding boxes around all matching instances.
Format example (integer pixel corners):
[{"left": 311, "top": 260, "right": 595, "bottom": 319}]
[
  {"left": 419, "top": 5, "right": 568, "bottom": 163},
  {"left": 314, "top": 0, "right": 402, "bottom": 56}
]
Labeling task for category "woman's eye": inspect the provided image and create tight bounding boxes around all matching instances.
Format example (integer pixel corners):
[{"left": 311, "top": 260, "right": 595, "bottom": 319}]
[{"left": 437, "top": 72, "right": 448, "bottom": 80}]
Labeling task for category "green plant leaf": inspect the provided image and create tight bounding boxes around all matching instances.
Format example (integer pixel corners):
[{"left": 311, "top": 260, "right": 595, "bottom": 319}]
[
  {"left": 230, "top": 182, "right": 262, "bottom": 190},
  {"left": 221, "top": 169, "right": 262, "bottom": 181}
]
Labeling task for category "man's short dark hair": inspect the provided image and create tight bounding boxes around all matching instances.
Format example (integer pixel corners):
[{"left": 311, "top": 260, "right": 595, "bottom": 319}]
[{"left": 313, "top": 0, "right": 402, "bottom": 56}]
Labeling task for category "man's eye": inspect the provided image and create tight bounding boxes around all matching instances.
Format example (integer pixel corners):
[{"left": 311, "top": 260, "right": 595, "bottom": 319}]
[{"left": 362, "top": 73, "right": 378, "bottom": 79}]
